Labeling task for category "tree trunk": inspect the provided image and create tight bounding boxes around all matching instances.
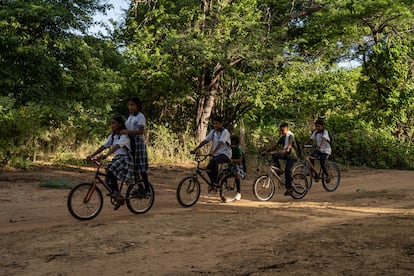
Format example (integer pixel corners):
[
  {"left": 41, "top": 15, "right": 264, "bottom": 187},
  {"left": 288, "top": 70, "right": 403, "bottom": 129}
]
[{"left": 195, "top": 64, "right": 224, "bottom": 142}]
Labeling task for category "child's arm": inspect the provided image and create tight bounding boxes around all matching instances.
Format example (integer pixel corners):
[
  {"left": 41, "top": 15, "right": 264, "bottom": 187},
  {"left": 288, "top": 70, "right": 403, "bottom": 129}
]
[
  {"left": 101, "top": 144, "right": 121, "bottom": 160},
  {"left": 87, "top": 146, "right": 106, "bottom": 159}
]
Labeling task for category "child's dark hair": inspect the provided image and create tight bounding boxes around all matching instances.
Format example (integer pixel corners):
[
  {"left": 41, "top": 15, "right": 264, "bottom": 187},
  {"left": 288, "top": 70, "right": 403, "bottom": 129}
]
[
  {"left": 213, "top": 116, "right": 223, "bottom": 123},
  {"left": 279, "top": 122, "right": 289, "bottom": 128},
  {"left": 315, "top": 119, "right": 325, "bottom": 126},
  {"left": 230, "top": 135, "right": 240, "bottom": 145},
  {"left": 129, "top": 96, "right": 143, "bottom": 111},
  {"left": 112, "top": 115, "right": 126, "bottom": 131}
]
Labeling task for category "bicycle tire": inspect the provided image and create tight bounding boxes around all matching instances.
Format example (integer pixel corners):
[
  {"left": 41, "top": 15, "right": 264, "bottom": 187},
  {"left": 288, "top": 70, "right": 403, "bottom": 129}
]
[
  {"left": 290, "top": 173, "right": 309, "bottom": 199},
  {"left": 176, "top": 176, "right": 201, "bottom": 207},
  {"left": 322, "top": 161, "right": 341, "bottom": 192},
  {"left": 126, "top": 182, "right": 155, "bottom": 214},
  {"left": 292, "top": 162, "right": 313, "bottom": 189},
  {"left": 219, "top": 174, "right": 238, "bottom": 203},
  {"left": 253, "top": 175, "right": 276, "bottom": 201},
  {"left": 67, "top": 183, "right": 103, "bottom": 221}
]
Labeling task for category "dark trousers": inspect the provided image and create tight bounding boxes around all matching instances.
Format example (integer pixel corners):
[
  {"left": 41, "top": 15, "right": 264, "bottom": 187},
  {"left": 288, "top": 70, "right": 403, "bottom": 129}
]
[
  {"left": 272, "top": 153, "right": 296, "bottom": 189},
  {"left": 310, "top": 150, "right": 329, "bottom": 176},
  {"left": 105, "top": 170, "right": 119, "bottom": 193},
  {"left": 207, "top": 154, "right": 231, "bottom": 186}
]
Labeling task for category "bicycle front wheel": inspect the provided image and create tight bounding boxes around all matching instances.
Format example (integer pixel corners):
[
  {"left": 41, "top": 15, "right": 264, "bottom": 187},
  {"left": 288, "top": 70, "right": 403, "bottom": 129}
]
[
  {"left": 253, "top": 175, "right": 275, "bottom": 201},
  {"left": 290, "top": 173, "right": 309, "bottom": 199},
  {"left": 219, "top": 175, "right": 238, "bottom": 202},
  {"left": 176, "top": 176, "right": 201, "bottom": 207},
  {"left": 126, "top": 182, "right": 155, "bottom": 214},
  {"left": 67, "top": 183, "right": 103, "bottom": 221},
  {"left": 322, "top": 161, "right": 341, "bottom": 192}
]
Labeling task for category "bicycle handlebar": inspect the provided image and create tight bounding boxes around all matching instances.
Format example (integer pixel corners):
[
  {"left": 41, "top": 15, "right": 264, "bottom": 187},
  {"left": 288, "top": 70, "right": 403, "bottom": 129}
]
[{"left": 86, "top": 157, "right": 101, "bottom": 167}]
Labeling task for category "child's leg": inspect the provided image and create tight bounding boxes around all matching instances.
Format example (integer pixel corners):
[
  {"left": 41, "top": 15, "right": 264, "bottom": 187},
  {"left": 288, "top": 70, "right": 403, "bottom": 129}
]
[
  {"left": 235, "top": 174, "right": 241, "bottom": 193},
  {"left": 140, "top": 171, "right": 151, "bottom": 192},
  {"left": 105, "top": 170, "right": 119, "bottom": 193}
]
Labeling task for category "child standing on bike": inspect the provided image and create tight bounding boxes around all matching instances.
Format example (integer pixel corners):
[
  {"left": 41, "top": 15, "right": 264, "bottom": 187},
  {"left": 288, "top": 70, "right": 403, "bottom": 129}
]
[
  {"left": 87, "top": 115, "right": 134, "bottom": 197},
  {"left": 261, "top": 123, "right": 298, "bottom": 196},
  {"left": 190, "top": 116, "right": 232, "bottom": 192},
  {"left": 223, "top": 135, "right": 245, "bottom": 201},
  {"left": 303, "top": 119, "right": 331, "bottom": 181},
  {"left": 120, "top": 96, "right": 152, "bottom": 195}
]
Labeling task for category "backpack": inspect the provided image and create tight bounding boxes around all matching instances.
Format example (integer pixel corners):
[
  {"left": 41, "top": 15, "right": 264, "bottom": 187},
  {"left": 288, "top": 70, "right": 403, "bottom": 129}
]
[
  {"left": 327, "top": 130, "right": 334, "bottom": 147},
  {"left": 292, "top": 136, "right": 303, "bottom": 159}
]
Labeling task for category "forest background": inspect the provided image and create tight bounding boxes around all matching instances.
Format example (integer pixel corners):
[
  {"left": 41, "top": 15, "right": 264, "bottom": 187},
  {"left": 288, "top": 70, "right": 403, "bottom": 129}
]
[{"left": 0, "top": 0, "right": 413, "bottom": 170}]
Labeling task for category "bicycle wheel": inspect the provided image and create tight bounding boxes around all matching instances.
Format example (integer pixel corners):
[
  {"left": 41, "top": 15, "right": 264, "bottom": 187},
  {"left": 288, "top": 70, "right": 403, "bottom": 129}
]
[
  {"left": 126, "top": 182, "right": 155, "bottom": 214},
  {"left": 253, "top": 175, "right": 275, "bottom": 201},
  {"left": 292, "top": 162, "right": 313, "bottom": 189},
  {"left": 290, "top": 173, "right": 309, "bottom": 199},
  {"left": 322, "top": 161, "right": 341, "bottom": 192},
  {"left": 67, "top": 183, "right": 103, "bottom": 221},
  {"left": 219, "top": 174, "right": 238, "bottom": 203},
  {"left": 176, "top": 176, "right": 201, "bottom": 207}
]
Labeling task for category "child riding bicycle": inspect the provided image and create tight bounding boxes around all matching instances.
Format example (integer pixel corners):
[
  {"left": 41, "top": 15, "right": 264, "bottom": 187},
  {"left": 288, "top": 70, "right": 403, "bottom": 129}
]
[{"left": 303, "top": 119, "right": 331, "bottom": 182}]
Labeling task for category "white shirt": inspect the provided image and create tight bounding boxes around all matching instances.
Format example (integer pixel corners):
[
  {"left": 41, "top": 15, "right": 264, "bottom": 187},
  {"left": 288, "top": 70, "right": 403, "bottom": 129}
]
[
  {"left": 103, "top": 133, "right": 131, "bottom": 156},
  {"left": 310, "top": 130, "right": 331, "bottom": 155},
  {"left": 125, "top": 112, "right": 146, "bottom": 136},
  {"left": 204, "top": 128, "right": 232, "bottom": 159}
]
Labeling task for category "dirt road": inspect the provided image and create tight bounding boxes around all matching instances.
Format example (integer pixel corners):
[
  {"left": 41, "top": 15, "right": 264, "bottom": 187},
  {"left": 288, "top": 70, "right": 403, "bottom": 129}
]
[{"left": 1, "top": 165, "right": 413, "bottom": 275}]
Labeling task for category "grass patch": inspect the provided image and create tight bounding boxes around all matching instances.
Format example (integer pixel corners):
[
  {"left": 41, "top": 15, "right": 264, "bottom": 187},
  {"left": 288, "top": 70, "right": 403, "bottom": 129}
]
[{"left": 39, "top": 178, "right": 74, "bottom": 189}]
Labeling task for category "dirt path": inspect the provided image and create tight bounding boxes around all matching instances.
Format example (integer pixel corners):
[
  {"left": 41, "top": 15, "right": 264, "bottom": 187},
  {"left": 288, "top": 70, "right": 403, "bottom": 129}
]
[{"left": 1, "top": 166, "right": 413, "bottom": 275}]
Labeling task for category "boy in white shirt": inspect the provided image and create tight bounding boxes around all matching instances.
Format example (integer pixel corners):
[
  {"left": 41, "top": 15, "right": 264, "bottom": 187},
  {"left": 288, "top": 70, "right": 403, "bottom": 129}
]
[{"left": 191, "top": 116, "right": 232, "bottom": 191}]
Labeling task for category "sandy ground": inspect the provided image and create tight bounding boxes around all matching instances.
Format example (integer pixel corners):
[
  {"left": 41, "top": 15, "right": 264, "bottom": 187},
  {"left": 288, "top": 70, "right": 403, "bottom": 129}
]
[{"left": 0, "top": 163, "right": 413, "bottom": 276}]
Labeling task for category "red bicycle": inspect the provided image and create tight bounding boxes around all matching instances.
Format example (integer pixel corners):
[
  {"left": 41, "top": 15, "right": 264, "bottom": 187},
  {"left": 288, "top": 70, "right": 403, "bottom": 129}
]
[{"left": 67, "top": 158, "right": 154, "bottom": 220}]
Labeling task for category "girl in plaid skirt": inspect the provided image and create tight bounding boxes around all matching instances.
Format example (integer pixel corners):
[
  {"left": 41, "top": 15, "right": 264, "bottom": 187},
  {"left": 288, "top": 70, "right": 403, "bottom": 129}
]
[
  {"left": 87, "top": 115, "right": 134, "bottom": 194},
  {"left": 121, "top": 96, "right": 151, "bottom": 194}
]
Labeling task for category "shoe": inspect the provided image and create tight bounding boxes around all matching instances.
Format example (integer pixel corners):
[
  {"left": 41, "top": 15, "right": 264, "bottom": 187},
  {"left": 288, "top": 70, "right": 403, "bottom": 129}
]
[
  {"left": 284, "top": 189, "right": 292, "bottom": 196},
  {"left": 113, "top": 200, "right": 125, "bottom": 210},
  {"left": 235, "top": 193, "right": 241, "bottom": 200},
  {"left": 208, "top": 184, "right": 218, "bottom": 196},
  {"left": 314, "top": 175, "right": 320, "bottom": 182}
]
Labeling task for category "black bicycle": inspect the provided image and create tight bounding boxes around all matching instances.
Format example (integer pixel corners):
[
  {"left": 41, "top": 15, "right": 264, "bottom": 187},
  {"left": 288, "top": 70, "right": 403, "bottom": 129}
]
[
  {"left": 292, "top": 145, "right": 341, "bottom": 192},
  {"left": 67, "top": 158, "right": 155, "bottom": 220},
  {"left": 176, "top": 154, "right": 238, "bottom": 207}
]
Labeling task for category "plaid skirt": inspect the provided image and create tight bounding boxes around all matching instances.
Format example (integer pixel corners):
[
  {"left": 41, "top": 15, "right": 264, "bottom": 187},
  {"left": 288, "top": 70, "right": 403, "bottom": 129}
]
[
  {"left": 133, "top": 136, "right": 149, "bottom": 173},
  {"left": 222, "top": 163, "right": 246, "bottom": 179},
  {"left": 106, "top": 154, "right": 135, "bottom": 184}
]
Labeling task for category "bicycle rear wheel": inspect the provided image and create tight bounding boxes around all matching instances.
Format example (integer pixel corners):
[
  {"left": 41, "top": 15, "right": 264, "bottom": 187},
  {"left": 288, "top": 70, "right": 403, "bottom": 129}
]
[
  {"left": 219, "top": 174, "right": 238, "bottom": 202},
  {"left": 126, "top": 182, "right": 155, "bottom": 214},
  {"left": 292, "top": 162, "right": 313, "bottom": 189},
  {"left": 290, "top": 173, "right": 309, "bottom": 199},
  {"left": 253, "top": 175, "right": 275, "bottom": 201},
  {"left": 67, "top": 183, "right": 103, "bottom": 221},
  {"left": 322, "top": 161, "right": 341, "bottom": 192},
  {"left": 176, "top": 176, "right": 201, "bottom": 207}
]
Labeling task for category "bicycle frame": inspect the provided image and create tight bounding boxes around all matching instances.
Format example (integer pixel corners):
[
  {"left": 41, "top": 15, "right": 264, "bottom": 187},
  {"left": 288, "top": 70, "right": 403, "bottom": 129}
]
[
  {"left": 191, "top": 154, "right": 229, "bottom": 187},
  {"left": 259, "top": 154, "right": 286, "bottom": 186},
  {"left": 85, "top": 158, "right": 126, "bottom": 203}
]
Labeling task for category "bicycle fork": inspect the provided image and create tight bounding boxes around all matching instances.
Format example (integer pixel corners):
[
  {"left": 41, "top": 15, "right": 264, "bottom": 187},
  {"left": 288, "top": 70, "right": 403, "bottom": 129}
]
[{"left": 83, "top": 182, "right": 98, "bottom": 203}]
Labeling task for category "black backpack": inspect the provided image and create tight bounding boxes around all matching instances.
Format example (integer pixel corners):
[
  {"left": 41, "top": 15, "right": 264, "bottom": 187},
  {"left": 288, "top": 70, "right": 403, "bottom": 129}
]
[
  {"left": 327, "top": 130, "right": 334, "bottom": 146},
  {"left": 293, "top": 136, "right": 303, "bottom": 159}
]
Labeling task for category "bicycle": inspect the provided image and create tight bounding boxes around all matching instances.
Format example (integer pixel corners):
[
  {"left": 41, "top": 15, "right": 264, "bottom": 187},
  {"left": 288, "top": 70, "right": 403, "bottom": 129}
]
[
  {"left": 67, "top": 158, "right": 155, "bottom": 220},
  {"left": 292, "top": 145, "right": 341, "bottom": 192},
  {"left": 253, "top": 153, "right": 309, "bottom": 200},
  {"left": 176, "top": 153, "right": 238, "bottom": 207}
]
